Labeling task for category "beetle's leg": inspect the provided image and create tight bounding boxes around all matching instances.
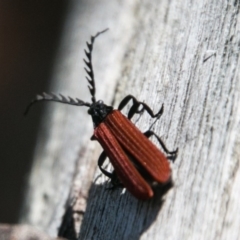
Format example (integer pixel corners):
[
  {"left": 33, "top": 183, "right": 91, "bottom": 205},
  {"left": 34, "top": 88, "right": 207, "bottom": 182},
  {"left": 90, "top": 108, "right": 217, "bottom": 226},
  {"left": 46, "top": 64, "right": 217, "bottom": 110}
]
[
  {"left": 98, "top": 151, "right": 113, "bottom": 178},
  {"left": 130, "top": 101, "right": 163, "bottom": 121},
  {"left": 98, "top": 151, "right": 124, "bottom": 189},
  {"left": 118, "top": 95, "right": 135, "bottom": 111},
  {"left": 118, "top": 94, "right": 163, "bottom": 120},
  {"left": 107, "top": 170, "right": 124, "bottom": 190},
  {"left": 143, "top": 130, "right": 178, "bottom": 162}
]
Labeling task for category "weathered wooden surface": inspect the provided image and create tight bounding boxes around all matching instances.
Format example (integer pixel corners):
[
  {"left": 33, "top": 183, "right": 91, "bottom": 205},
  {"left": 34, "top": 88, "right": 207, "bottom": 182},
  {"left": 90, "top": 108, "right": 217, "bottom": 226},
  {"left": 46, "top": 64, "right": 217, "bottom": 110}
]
[
  {"left": 0, "top": 224, "right": 66, "bottom": 240},
  {"left": 21, "top": 0, "right": 240, "bottom": 240}
]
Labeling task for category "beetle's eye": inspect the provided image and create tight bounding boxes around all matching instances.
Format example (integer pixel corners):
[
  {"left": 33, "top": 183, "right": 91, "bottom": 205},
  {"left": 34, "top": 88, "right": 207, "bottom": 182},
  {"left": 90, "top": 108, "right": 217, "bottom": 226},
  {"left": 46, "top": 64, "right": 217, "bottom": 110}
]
[{"left": 98, "top": 100, "right": 103, "bottom": 104}]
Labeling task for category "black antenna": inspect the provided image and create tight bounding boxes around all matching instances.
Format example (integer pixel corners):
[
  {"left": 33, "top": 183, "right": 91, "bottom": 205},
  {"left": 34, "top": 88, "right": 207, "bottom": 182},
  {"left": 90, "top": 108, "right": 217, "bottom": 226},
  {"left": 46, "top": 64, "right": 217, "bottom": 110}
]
[
  {"left": 84, "top": 28, "right": 109, "bottom": 103},
  {"left": 24, "top": 29, "right": 109, "bottom": 115},
  {"left": 24, "top": 92, "right": 90, "bottom": 115}
]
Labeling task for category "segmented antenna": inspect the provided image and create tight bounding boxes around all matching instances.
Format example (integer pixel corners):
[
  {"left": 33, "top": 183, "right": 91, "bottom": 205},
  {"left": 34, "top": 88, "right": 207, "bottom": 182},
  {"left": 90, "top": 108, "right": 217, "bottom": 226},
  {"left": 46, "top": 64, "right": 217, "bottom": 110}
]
[
  {"left": 24, "top": 92, "right": 90, "bottom": 115},
  {"left": 25, "top": 29, "right": 109, "bottom": 115},
  {"left": 84, "top": 28, "right": 109, "bottom": 103}
]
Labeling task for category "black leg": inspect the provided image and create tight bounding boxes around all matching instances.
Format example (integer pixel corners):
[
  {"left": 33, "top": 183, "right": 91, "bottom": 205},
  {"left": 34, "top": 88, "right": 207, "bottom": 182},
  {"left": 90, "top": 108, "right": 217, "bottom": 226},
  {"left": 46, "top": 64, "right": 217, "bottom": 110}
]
[
  {"left": 107, "top": 170, "right": 124, "bottom": 190},
  {"left": 97, "top": 151, "right": 123, "bottom": 189},
  {"left": 118, "top": 94, "right": 164, "bottom": 120},
  {"left": 98, "top": 151, "right": 113, "bottom": 179},
  {"left": 143, "top": 130, "right": 178, "bottom": 162}
]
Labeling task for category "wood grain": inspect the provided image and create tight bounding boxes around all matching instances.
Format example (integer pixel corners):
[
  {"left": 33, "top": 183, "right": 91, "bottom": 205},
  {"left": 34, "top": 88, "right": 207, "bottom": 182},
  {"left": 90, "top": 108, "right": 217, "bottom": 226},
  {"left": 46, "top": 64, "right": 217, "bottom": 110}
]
[{"left": 20, "top": 0, "right": 240, "bottom": 240}]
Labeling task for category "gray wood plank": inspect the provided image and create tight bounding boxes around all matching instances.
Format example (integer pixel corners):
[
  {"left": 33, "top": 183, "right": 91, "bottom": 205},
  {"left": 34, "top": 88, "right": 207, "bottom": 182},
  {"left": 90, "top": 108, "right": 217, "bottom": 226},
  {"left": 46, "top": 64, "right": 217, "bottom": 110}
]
[{"left": 21, "top": 0, "right": 240, "bottom": 239}]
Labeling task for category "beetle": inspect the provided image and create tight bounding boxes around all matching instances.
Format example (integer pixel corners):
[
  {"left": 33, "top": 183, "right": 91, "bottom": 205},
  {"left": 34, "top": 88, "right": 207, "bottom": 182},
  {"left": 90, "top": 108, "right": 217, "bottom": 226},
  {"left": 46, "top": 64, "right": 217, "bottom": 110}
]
[{"left": 25, "top": 29, "right": 178, "bottom": 200}]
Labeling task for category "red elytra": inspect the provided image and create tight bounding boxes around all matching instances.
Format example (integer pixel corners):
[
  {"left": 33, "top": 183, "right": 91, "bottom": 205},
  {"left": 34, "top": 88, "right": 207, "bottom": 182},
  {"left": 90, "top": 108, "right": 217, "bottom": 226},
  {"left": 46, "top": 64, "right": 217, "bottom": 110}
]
[{"left": 94, "top": 110, "right": 171, "bottom": 200}]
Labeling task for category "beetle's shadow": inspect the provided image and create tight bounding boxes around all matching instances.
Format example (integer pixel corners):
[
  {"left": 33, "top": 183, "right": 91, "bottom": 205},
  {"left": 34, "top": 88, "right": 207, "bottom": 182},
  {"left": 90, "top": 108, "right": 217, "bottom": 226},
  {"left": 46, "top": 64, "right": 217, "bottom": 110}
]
[{"left": 77, "top": 179, "right": 173, "bottom": 240}]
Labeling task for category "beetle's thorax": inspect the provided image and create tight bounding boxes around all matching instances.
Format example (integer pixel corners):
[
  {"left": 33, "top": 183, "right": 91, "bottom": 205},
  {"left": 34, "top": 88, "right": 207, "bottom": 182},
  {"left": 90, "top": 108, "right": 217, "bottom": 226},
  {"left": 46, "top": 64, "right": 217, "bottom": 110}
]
[{"left": 88, "top": 100, "right": 113, "bottom": 127}]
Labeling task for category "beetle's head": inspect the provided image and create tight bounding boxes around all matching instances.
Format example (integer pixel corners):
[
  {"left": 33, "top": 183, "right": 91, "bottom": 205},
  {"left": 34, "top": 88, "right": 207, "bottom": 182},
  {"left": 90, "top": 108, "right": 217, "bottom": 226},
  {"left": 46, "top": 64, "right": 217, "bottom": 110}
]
[{"left": 88, "top": 100, "right": 113, "bottom": 127}]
